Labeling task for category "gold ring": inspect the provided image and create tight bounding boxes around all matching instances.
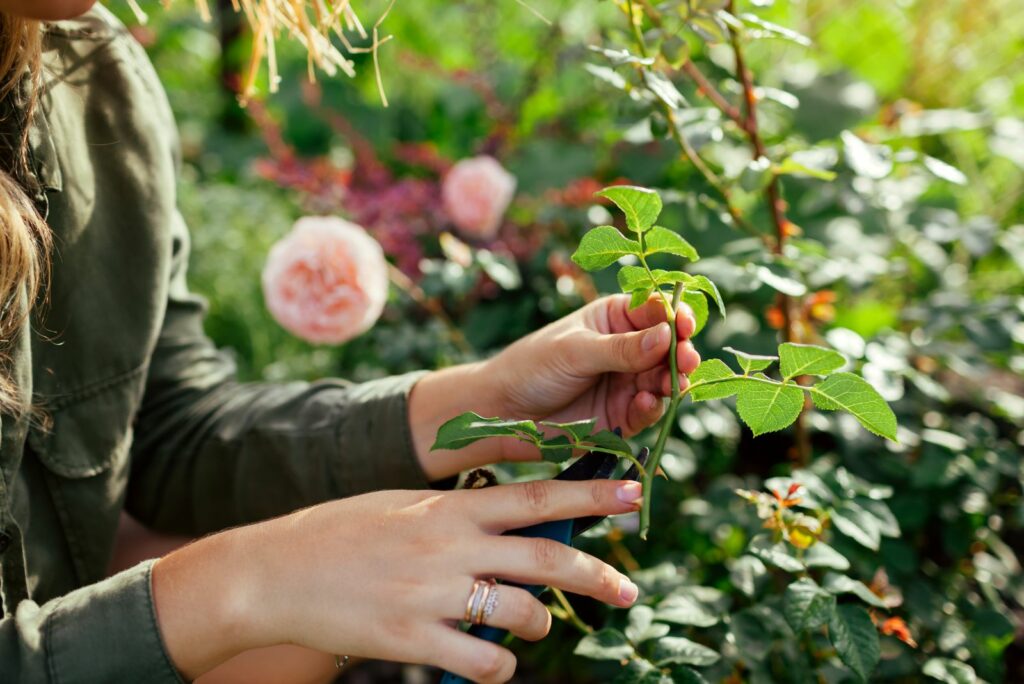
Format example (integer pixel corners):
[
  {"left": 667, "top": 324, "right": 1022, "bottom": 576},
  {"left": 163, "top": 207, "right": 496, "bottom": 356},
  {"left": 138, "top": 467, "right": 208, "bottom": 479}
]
[
  {"left": 473, "top": 579, "right": 498, "bottom": 625},
  {"left": 464, "top": 579, "right": 485, "bottom": 623}
]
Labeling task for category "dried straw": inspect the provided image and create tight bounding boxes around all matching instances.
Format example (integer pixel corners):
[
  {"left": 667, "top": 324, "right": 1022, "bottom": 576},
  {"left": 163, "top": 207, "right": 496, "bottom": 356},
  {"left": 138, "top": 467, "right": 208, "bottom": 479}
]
[{"left": 124, "top": 0, "right": 392, "bottom": 104}]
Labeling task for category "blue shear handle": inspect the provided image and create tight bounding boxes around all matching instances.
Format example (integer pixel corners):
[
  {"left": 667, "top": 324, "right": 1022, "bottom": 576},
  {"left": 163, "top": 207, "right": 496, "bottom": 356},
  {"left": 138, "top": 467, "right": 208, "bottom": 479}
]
[{"left": 440, "top": 518, "right": 575, "bottom": 684}]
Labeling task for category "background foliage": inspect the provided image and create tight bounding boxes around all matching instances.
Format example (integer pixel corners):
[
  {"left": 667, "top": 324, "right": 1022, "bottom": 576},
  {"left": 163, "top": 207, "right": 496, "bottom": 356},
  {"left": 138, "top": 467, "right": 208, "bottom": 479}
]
[{"left": 114, "top": 0, "right": 1023, "bottom": 681}]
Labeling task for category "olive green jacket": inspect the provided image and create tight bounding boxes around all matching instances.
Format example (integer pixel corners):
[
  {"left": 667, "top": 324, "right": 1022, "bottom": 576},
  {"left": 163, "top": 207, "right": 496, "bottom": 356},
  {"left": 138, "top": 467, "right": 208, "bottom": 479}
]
[{"left": 0, "top": 8, "right": 431, "bottom": 682}]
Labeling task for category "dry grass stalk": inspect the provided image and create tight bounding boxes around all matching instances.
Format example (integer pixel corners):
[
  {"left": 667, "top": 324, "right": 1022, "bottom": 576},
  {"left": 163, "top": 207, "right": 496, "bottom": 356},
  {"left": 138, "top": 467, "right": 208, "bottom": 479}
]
[{"left": 123, "top": 0, "right": 392, "bottom": 104}]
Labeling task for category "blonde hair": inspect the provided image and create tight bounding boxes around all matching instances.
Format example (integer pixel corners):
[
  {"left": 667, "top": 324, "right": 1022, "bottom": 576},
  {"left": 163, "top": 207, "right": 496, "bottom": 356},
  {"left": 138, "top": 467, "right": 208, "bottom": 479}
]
[{"left": 0, "top": 12, "right": 50, "bottom": 418}]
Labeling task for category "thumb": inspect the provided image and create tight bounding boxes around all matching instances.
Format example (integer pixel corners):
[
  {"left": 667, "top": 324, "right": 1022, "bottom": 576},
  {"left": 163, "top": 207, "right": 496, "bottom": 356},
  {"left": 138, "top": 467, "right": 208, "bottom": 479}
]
[{"left": 583, "top": 321, "right": 671, "bottom": 374}]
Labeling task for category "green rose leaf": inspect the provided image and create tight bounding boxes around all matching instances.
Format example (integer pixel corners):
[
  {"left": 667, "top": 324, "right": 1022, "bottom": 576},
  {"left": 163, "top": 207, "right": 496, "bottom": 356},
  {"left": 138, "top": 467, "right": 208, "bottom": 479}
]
[
  {"left": 539, "top": 418, "right": 596, "bottom": 442},
  {"left": 643, "top": 226, "right": 699, "bottom": 261},
  {"left": 596, "top": 185, "right": 662, "bottom": 233},
  {"left": 778, "top": 342, "right": 846, "bottom": 378},
  {"left": 572, "top": 225, "right": 641, "bottom": 271},
  {"left": 682, "top": 290, "right": 709, "bottom": 334},
  {"left": 650, "top": 636, "right": 720, "bottom": 667},
  {"left": 654, "top": 592, "right": 721, "bottom": 627},
  {"left": 922, "top": 658, "right": 979, "bottom": 684},
  {"left": 617, "top": 267, "right": 693, "bottom": 293},
  {"left": 688, "top": 275, "right": 725, "bottom": 317},
  {"left": 724, "top": 346, "right": 776, "bottom": 374},
  {"left": 587, "top": 429, "right": 634, "bottom": 458},
  {"left": 432, "top": 412, "right": 540, "bottom": 450},
  {"left": 630, "top": 287, "right": 654, "bottom": 309},
  {"left": 735, "top": 377, "right": 805, "bottom": 436},
  {"left": 625, "top": 605, "right": 671, "bottom": 644},
  {"left": 829, "top": 605, "right": 881, "bottom": 682},
  {"left": 688, "top": 358, "right": 742, "bottom": 402},
  {"left": 830, "top": 501, "right": 882, "bottom": 551},
  {"left": 617, "top": 266, "right": 657, "bottom": 293},
  {"left": 574, "top": 628, "right": 635, "bottom": 661},
  {"left": 822, "top": 572, "right": 888, "bottom": 609},
  {"left": 538, "top": 435, "right": 574, "bottom": 463},
  {"left": 783, "top": 577, "right": 837, "bottom": 633},
  {"left": 803, "top": 541, "right": 851, "bottom": 571},
  {"left": 748, "top": 534, "right": 805, "bottom": 572},
  {"left": 809, "top": 372, "right": 898, "bottom": 441}
]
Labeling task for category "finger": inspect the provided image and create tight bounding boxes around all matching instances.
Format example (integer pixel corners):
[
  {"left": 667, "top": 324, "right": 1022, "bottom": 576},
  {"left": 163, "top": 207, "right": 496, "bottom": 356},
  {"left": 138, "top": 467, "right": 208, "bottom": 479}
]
[
  {"left": 616, "top": 294, "right": 670, "bottom": 333},
  {"left": 426, "top": 627, "right": 517, "bottom": 684},
  {"left": 573, "top": 322, "right": 672, "bottom": 375},
  {"left": 676, "top": 339, "right": 701, "bottom": 374},
  {"left": 635, "top": 366, "right": 664, "bottom": 395},
  {"left": 476, "top": 537, "right": 639, "bottom": 609},
  {"left": 660, "top": 371, "right": 691, "bottom": 397},
  {"left": 675, "top": 302, "right": 696, "bottom": 339},
  {"left": 467, "top": 478, "right": 644, "bottom": 531},
  {"left": 450, "top": 581, "right": 551, "bottom": 642},
  {"left": 626, "top": 391, "right": 663, "bottom": 433}
]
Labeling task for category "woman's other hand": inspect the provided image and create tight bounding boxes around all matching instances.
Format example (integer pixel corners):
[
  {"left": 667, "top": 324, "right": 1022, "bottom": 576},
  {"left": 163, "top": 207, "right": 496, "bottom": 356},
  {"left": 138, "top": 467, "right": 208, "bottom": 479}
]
[
  {"left": 152, "top": 479, "right": 643, "bottom": 683},
  {"left": 410, "top": 294, "right": 699, "bottom": 477}
]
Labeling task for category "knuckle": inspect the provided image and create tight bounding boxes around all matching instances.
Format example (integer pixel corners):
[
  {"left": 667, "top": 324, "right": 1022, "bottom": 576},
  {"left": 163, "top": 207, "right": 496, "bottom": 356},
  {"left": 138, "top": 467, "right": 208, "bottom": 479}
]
[
  {"left": 519, "top": 480, "right": 550, "bottom": 513},
  {"left": 531, "top": 538, "right": 561, "bottom": 571},
  {"left": 590, "top": 480, "right": 608, "bottom": 508},
  {"left": 597, "top": 565, "right": 619, "bottom": 597},
  {"left": 473, "top": 647, "right": 513, "bottom": 683}
]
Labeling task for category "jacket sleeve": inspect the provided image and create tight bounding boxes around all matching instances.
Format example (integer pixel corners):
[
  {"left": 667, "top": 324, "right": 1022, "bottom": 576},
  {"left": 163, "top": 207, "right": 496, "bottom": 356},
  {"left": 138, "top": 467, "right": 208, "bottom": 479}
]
[
  {"left": 0, "top": 561, "right": 184, "bottom": 683},
  {"left": 124, "top": 207, "right": 432, "bottom": 536}
]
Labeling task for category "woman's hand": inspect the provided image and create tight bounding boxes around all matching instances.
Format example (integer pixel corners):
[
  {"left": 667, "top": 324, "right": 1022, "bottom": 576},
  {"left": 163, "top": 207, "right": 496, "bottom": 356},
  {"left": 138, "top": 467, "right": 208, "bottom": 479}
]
[
  {"left": 410, "top": 294, "right": 699, "bottom": 477},
  {"left": 152, "top": 479, "right": 643, "bottom": 683}
]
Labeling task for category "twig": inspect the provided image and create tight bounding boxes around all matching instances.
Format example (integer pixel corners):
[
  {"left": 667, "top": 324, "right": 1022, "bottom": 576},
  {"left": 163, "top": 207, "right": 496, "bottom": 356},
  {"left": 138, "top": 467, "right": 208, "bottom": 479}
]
[
  {"left": 387, "top": 264, "right": 472, "bottom": 353},
  {"left": 680, "top": 59, "right": 744, "bottom": 126},
  {"left": 551, "top": 588, "right": 594, "bottom": 634},
  {"left": 726, "top": 0, "right": 810, "bottom": 463}
]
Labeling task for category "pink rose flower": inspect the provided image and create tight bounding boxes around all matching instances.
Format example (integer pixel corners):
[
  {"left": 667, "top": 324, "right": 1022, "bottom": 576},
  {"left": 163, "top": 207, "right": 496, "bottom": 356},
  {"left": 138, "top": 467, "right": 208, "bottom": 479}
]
[
  {"left": 441, "top": 155, "right": 516, "bottom": 240},
  {"left": 262, "top": 216, "right": 389, "bottom": 344}
]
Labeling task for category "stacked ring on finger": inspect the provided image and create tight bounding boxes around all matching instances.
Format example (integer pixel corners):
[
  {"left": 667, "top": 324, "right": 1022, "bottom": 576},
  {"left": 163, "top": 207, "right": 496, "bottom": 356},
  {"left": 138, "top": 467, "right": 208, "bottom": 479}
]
[{"left": 464, "top": 579, "right": 499, "bottom": 625}]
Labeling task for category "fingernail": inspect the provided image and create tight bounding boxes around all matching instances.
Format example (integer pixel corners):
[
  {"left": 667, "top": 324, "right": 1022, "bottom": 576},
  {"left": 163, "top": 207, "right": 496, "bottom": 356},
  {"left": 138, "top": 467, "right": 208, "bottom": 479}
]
[
  {"left": 642, "top": 323, "right": 667, "bottom": 352},
  {"left": 619, "top": 578, "right": 639, "bottom": 604},
  {"left": 616, "top": 481, "right": 643, "bottom": 504}
]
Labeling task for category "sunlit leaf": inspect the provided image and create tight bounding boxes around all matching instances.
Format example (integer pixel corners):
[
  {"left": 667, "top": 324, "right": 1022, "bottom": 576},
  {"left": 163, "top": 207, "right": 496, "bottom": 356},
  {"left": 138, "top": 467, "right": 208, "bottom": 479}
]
[
  {"left": 783, "top": 577, "right": 836, "bottom": 632},
  {"left": 572, "top": 226, "right": 641, "bottom": 271},
  {"left": 574, "top": 628, "right": 635, "bottom": 661},
  {"left": 539, "top": 418, "right": 596, "bottom": 441},
  {"left": 822, "top": 572, "right": 888, "bottom": 609},
  {"left": 625, "top": 605, "right": 670, "bottom": 644},
  {"left": 724, "top": 347, "right": 776, "bottom": 374},
  {"left": 809, "top": 372, "right": 898, "bottom": 441},
  {"left": 778, "top": 343, "right": 846, "bottom": 378},
  {"left": 689, "top": 275, "right": 725, "bottom": 317},
  {"left": 735, "top": 377, "right": 804, "bottom": 436},
  {"left": 650, "top": 637, "right": 720, "bottom": 667},
  {"left": 688, "top": 359, "right": 741, "bottom": 402},
  {"left": 643, "top": 226, "right": 699, "bottom": 261},
  {"left": 596, "top": 185, "right": 662, "bottom": 233},
  {"left": 683, "top": 291, "right": 709, "bottom": 334},
  {"left": 432, "top": 413, "right": 539, "bottom": 450},
  {"left": 841, "top": 130, "right": 893, "bottom": 179}
]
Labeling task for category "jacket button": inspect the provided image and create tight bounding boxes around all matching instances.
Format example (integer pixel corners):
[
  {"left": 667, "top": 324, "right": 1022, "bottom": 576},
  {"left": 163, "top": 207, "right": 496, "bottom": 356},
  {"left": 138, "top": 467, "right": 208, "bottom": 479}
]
[{"left": 0, "top": 530, "right": 12, "bottom": 554}]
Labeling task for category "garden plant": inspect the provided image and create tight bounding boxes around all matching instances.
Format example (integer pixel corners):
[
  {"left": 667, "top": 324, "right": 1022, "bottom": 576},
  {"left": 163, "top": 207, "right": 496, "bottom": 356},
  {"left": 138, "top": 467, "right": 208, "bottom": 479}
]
[{"left": 117, "top": 0, "right": 1023, "bottom": 681}]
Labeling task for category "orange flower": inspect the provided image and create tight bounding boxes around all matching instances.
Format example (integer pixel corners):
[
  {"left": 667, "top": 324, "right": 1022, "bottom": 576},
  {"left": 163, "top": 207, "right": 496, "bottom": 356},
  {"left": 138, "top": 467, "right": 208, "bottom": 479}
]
[{"left": 879, "top": 616, "right": 917, "bottom": 648}]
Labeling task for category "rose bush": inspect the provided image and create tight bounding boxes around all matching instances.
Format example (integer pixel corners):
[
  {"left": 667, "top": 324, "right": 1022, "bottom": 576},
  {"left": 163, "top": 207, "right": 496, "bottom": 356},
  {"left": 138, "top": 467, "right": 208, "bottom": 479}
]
[{"left": 261, "top": 216, "right": 388, "bottom": 344}]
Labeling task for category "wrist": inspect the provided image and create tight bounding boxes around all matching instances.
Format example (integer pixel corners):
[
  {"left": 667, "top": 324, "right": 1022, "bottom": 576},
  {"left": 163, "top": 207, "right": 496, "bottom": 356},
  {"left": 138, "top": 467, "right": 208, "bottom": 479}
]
[
  {"left": 152, "top": 526, "right": 267, "bottom": 679},
  {"left": 408, "top": 360, "right": 510, "bottom": 480}
]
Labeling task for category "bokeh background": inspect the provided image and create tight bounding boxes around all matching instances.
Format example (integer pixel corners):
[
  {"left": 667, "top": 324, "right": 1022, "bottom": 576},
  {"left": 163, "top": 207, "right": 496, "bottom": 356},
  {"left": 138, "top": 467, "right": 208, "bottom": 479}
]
[{"left": 111, "top": 1, "right": 1022, "bottom": 682}]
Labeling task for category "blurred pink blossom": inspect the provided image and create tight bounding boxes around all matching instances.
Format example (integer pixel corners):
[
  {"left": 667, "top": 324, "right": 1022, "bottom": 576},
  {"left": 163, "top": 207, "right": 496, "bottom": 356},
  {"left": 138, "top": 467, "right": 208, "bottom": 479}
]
[
  {"left": 262, "top": 216, "right": 388, "bottom": 344},
  {"left": 442, "top": 156, "right": 516, "bottom": 240}
]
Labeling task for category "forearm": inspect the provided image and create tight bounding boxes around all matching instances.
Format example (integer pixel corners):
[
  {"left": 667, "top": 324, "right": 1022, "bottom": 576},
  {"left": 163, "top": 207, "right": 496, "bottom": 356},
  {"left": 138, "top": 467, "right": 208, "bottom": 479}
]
[
  {"left": 408, "top": 361, "right": 512, "bottom": 480},
  {"left": 151, "top": 527, "right": 264, "bottom": 680}
]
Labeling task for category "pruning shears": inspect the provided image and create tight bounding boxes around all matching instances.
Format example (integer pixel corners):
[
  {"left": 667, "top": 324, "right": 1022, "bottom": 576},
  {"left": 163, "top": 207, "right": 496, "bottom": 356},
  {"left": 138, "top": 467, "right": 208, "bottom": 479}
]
[{"left": 440, "top": 440, "right": 650, "bottom": 684}]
